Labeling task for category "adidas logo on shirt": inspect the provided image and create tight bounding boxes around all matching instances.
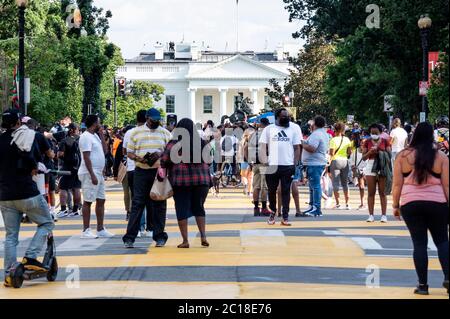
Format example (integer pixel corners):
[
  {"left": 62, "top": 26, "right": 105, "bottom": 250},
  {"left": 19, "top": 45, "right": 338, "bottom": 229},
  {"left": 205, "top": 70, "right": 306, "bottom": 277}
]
[{"left": 273, "top": 130, "right": 290, "bottom": 142}]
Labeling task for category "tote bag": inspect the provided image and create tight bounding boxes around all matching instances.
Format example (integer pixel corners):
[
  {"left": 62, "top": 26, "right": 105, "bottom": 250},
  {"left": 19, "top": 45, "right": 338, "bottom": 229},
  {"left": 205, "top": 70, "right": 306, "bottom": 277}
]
[
  {"left": 117, "top": 162, "right": 127, "bottom": 184},
  {"left": 150, "top": 168, "right": 173, "bottom": 201}
]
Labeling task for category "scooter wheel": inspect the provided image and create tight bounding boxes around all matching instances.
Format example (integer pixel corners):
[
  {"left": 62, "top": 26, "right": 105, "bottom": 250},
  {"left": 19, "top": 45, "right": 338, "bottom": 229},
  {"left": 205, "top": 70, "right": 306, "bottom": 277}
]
[
  {"left": 47, "top": 258, "right": 58, "bottom": 282},
  {"left": 10, "top": 262, "right": 25, "bottom": 289}
]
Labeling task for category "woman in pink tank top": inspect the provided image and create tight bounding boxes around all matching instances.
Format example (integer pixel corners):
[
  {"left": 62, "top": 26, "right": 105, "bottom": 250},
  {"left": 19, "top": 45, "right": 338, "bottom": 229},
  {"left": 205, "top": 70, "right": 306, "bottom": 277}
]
[{"left": 392, "top": 122, "right": 449, "bottom": 296}]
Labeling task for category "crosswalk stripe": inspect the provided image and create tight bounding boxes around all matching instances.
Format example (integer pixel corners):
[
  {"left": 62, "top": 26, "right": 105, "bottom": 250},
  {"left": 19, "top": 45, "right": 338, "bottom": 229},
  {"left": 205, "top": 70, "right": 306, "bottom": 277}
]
[
  {"left": 240, "top": 230, "right": 286, "bottom": 247},
  {"left": 57, "top": 236, "right": 110, "bottom": 252},
  {"left": 351, "top": 237, "right": 383, "bottom": 250}
]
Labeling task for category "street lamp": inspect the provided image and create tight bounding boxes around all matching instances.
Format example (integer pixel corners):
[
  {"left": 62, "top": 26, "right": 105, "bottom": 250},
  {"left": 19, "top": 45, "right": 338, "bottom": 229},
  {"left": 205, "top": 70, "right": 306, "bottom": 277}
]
[
  {"left": 16, "top": 0, "right": 28, "bottom": 114},
  {"left": 418, "top": 14, "right": 432, "bottom": 121}
]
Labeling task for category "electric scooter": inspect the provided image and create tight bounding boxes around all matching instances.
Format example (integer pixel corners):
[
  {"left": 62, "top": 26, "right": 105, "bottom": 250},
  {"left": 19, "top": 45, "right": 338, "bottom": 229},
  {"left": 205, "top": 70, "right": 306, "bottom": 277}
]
[{"left": 8, "top": 234, "right": 58, "bottom": 288}]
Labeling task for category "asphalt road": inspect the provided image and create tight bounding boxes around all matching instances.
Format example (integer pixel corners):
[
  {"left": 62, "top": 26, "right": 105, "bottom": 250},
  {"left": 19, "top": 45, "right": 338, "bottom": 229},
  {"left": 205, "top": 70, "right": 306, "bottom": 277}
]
[{"left": 0, "top": 185, "right": 448, "bottom": 299}]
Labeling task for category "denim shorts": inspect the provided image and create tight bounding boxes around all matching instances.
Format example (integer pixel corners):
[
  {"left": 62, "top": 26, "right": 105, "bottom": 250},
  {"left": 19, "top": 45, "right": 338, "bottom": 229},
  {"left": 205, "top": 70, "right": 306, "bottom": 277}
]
[{"left": 293, "top": 164, "right": 303, "bottom": 182}]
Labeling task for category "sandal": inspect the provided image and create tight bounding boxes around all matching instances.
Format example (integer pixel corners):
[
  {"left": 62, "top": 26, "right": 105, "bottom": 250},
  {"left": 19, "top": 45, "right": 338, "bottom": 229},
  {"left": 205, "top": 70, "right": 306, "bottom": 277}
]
[
  {"left": 177, "top": 242, "right": 190, "bottom": 249},
  {"left": 201, "top": 238, "right": 210, "bottom": 247}
]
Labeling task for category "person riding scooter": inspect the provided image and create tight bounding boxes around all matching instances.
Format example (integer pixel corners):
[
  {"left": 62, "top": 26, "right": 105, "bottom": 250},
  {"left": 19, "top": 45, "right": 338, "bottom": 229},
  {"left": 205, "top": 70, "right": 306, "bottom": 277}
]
[{"left": 0, "top": 109, "right": 55, "bottom": 287}]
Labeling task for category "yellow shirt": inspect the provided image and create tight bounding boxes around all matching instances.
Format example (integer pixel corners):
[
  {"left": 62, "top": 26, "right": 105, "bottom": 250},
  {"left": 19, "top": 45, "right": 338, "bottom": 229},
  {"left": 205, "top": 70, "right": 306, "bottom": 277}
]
[
  {"left": 127, "top": 125, "right": 172, "bottom": 169},
  {"left": 329, "top": 136, "right": 352, "bottom": 161}
]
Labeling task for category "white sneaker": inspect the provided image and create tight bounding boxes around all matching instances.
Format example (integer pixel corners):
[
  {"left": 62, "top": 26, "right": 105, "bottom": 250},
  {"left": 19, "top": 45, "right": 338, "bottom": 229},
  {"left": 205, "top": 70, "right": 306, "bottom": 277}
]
[
  {"left": 97, "top": 228, "right": 115, "bottom": 238},
  {"left": 142, "top": 230, "right": 153, "bottom": 237},
  {"left": 81, "top": 228, "right": 98, "bottom": 239},
  {"left": 57, "top": 209, "right": 69, "bottom": 218},
  {"left": 137, "top": 231, "right": 142, "bottom": 238},
  {"left": 380, "top": 215, "right": 388, "bottom": 223},
  {"left": 345, "top": 204, "right": 352, "bottom": 210},
  {"left": 366, "top": 215, "right": 375, "bottom": 223}
]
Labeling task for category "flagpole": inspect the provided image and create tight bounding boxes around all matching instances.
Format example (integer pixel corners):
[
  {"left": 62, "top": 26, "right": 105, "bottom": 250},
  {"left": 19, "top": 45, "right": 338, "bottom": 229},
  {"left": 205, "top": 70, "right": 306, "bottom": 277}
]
[{"left": 236, "top": 0, "right": 239, "bottom": 52}]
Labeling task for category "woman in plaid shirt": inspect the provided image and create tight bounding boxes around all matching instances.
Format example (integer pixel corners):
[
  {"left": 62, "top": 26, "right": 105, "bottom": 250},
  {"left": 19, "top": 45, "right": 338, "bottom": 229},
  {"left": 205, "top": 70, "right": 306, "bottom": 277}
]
[{"left": 161, "top": 118, "right": 212, "bottom": 248}]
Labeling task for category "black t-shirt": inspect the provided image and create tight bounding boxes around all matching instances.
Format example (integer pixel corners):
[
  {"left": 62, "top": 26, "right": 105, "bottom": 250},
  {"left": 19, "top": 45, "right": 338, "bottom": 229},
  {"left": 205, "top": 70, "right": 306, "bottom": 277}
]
[
  {"left": 0, "top": 130, "right": 40, "bottom": 201},
  {"left": 59, "top": 135, "right": 81, "bottom": 172}
]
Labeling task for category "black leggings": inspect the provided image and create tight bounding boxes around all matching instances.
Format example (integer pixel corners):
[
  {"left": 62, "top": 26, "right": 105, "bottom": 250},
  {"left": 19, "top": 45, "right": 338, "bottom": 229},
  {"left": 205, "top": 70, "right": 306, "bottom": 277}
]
[{"left": 401, "top": 201, "right": 449, "bottom": 285}]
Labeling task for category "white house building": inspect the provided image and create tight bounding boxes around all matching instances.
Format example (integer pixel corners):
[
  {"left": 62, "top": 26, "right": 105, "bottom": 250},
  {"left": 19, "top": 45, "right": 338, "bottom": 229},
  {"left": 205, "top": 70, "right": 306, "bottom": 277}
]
[{"left": 116, "top": 42, "right": 300, "bottom": 124}]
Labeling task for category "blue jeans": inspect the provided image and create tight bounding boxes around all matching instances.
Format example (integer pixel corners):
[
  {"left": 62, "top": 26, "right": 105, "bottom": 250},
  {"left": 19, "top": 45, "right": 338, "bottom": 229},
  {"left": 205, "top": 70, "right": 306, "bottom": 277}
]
[
  {"left": 0, "top": 195, "right": 54, "bottom": 276},
  {"left": 306, "top": 165, "right": 325, "bottom": 213}
]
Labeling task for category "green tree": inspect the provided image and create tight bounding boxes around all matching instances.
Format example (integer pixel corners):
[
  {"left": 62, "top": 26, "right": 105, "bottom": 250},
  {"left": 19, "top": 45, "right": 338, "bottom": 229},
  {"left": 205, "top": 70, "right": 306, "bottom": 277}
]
[
  {"left": 264, "top": 78, "right": 286, "bottom": 111},
  {"left": 283, "top": 0, "right": 449, "bottom": 125},
  {"left": 103, "top": 80, "right": 165, "bottom": 127},
  {"left": 289, "top": 36, "right": 337, "bottom": 123},
  {"left": 62, "top": 0, "right": 115, "bottom": 121},
  {"left": 428, "top": 27, "right": 449, "bottom": 123},
  {"left": 1, "top": 0, "right": 84, "bottom": 125}
]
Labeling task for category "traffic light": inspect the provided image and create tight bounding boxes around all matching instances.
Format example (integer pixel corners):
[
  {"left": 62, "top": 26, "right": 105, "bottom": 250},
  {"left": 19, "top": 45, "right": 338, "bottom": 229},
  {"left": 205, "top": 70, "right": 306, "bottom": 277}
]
[
  {"left": 105, "top": 99, "right": 112, "bottom": 111},
  {"left": 118, "top": 78, "right": 126, "bottom": 97}
]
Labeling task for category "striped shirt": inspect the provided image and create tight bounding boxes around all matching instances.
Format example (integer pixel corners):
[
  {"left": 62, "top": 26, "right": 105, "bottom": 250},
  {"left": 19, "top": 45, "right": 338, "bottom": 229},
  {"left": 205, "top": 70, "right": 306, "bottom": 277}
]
[{"left": 127, "top": 124, "right": 172, "bottom": 169}]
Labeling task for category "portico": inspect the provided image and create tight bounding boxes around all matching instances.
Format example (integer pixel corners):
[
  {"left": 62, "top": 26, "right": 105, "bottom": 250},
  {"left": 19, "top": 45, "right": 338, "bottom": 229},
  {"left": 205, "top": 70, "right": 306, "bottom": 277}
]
[{"left": 186, "top": 54, "right": 289, "bottom": 123}]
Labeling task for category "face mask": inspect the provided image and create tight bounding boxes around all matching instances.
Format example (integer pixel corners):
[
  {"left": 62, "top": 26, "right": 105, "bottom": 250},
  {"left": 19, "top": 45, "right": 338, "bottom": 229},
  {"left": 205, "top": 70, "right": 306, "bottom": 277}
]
[
  {"left": 279, "top": 118, "right": 290, "bottom": 127},
  {"left": 371, "top": 134, "right": 380, "bottom": 141},
  {"left": 149, "top": 121, "right": 160, "bottom": 130}
]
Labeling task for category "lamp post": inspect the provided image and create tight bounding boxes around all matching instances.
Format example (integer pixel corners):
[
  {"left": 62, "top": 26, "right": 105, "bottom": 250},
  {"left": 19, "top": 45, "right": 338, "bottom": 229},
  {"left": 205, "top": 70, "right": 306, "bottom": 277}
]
[
  {"left": 418, "top": 14, "right": 432, "bottom": 121},
  {"left": 16, "top": 0, "right": 27, "bottom": 114}
]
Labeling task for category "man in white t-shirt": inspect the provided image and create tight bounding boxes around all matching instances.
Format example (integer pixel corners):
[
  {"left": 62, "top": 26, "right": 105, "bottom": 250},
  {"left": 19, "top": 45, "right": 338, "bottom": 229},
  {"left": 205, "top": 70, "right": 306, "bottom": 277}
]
[
  {"left": 78, "top": 115, "right": 114, "bottom": 239},
  {"left": 260, "top": 108, "right": 302, "bottom": 226},
  {"left": 390, "top": 118, "right": 408, "bottom": 164}
]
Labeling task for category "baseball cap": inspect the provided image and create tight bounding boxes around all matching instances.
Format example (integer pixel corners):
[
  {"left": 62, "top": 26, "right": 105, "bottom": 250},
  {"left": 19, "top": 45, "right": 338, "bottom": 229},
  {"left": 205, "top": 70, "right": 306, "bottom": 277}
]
[
  {"left": 21, "top": 116, "right": 32, "bottom": 124},
  {"left": 1, "top": 109, "right": 22, "bottom": 129},
  {"left": 146, "top": 108, "right": 161, "bottom": 121}
]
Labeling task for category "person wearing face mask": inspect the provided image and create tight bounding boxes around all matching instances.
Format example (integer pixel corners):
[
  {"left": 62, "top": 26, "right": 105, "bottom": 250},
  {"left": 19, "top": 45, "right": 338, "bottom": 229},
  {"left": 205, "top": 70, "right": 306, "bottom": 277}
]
[
  {"left": 362, "top": 123, "right": 392, "bottom": 223},
  {"left": 122, "top": 108, "right": 172, "bottom": 249},
  {"left": 78, "top": 115, "right": 115, "bottom": 239},
  {"left": 259, "top": 108, "right": 302, "bottom": 226}
]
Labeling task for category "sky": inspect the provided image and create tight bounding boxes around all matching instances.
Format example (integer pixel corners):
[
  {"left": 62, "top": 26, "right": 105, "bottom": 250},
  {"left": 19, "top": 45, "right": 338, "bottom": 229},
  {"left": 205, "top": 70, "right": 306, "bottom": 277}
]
[{"left": 94, "top": 0, "right": 305, "bottom": 59}]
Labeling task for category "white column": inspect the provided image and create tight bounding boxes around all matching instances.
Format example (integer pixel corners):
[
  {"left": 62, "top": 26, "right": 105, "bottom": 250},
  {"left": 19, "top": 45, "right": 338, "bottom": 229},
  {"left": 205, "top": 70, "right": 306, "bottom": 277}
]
[
  {"left": 219, "top": 88, "right": 228, "bottom": 117},
  {"left": 188, "top": 88, "right": 197, "bottom": 122},
  {"left": 251, "top": 88, "right": 259, "bottom": 114}
]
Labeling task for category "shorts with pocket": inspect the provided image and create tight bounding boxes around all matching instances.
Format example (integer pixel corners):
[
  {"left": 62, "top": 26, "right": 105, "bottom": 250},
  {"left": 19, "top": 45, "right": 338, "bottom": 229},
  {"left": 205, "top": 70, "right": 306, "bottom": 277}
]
[
  {"left": 363, "top": 159, "right": 377, "bottom": 177},
  {"left": 79, "top": 172, "right": 106, "bottom": 203}
]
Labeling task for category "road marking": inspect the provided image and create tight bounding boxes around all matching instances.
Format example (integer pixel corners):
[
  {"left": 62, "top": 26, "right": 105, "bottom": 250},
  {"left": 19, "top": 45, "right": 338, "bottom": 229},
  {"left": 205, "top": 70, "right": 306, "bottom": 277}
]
[
  {"left": 240, "top": 230, "right": 286, "bottom": 247},
  {"left": 323, "top": 230, "right": 345, "bottom": 236},
  {"left": 240, "top": 230, "right": 284, "bottom": 237},
  {"left": 57, "top": 235, "right": 109, "bottom": 252},
  {"left": 351, "top": 237, "right": 383, "bottom": 250}
]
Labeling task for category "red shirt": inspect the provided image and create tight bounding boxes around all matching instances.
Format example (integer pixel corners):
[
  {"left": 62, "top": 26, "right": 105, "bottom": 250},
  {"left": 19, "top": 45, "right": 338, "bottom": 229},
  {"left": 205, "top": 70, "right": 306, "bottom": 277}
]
[{"left": 363, "top": 138, "right": 391, "bottom": 160}]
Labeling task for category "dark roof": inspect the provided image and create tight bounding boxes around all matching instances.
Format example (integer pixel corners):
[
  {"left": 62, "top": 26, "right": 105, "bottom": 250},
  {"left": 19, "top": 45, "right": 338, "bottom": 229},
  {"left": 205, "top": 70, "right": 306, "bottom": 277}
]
[{"left": 126, "top": 51, "right": 281, "bottom": 63}]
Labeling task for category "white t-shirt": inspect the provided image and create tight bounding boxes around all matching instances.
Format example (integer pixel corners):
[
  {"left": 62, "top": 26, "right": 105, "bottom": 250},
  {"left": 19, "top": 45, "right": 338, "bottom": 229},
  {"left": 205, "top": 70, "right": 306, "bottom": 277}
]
[
  {"left": 390, "top": 127, "right": 408, "bottom": 152},
  {"left": 260, "top": 123, "right": 302, "bottom": 166},
  {"left": 78, "top": 131, "right": 105, "bottom": 175},
  {"left": 123, "top": 128, "right": 136, "bottom": 172}
]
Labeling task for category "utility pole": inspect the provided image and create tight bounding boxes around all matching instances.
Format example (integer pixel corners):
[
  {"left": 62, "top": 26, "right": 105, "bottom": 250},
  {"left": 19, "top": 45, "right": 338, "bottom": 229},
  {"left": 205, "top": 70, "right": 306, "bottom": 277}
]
[
  {"left": 18, "top": 4, "right": 26, "bottom": 114},
  {"left": 113, "top": 77, "right": 117, "bottom": 127}
]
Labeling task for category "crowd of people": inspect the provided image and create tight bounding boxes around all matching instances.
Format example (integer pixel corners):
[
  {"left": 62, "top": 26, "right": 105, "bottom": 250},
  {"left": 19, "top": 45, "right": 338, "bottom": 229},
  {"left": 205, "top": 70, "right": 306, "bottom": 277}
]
[{"left": 0, "top": 107, "right": 448, "bottom": 294}]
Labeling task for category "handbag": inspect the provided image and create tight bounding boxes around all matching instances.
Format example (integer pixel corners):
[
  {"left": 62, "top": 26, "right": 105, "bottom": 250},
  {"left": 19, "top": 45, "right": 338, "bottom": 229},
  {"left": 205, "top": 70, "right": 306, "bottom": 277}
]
[
  {"left": 117, "top": 162, "right": 127, "bottom": 184},
  {"left": 150, "top": 168, "right": 173, "bottom": 201}
]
